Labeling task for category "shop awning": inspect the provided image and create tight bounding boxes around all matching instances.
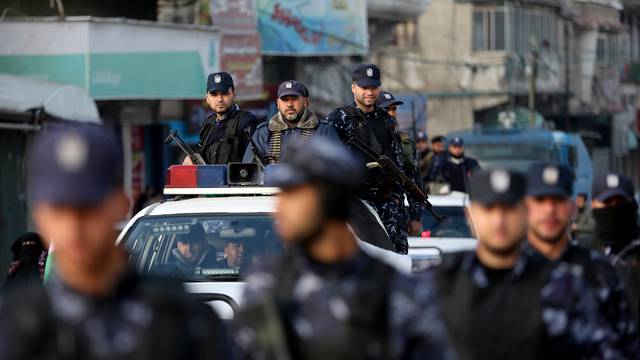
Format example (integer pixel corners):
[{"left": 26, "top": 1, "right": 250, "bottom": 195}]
[
  {"left": 0, "top": 74, "right": 100, "bottom": 125},
  {"left": 0, "top": 17, "right": 225, "bottom": 100}
]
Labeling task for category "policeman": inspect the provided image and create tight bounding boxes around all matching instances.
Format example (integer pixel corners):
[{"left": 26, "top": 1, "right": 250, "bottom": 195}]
[
  {"left": 433, "top": 168, "right": 625, "bottom": 359},
  {"left": 185, "top": 71, "right": 259, "bottom": 165},
  {"left": 0, "top": 124, "right": 230, "bottom": 360},
  {"left": 377, "top": 90, "right": 424, "bottom": 236},
  {"left": 233, "top": 138, "right": 455, "bottom": 359},
  {"left": 523, "top": 163, "right": 638, "bottom": 355},
  {"left": 429, "top": 137, "right": 479, "bottom": 193},
  {"left": 414, "top": 132, "right": 431, "bottom": 180},
  {"left": 325, "top": 64, "right": 409, "bottom": 253},
  {"left": 571, "top": 192, "right": 596, "bottom": 246},
  {"left": 244, "top": 80, "right": 339, "bottom": 164},
  {"left": 591, "top": 172, "right": 640, "bottom": 320}
]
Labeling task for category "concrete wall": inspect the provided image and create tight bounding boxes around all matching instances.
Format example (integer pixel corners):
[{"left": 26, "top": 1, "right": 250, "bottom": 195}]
[{"left": 369, "top": 0, "right": 502, "bottom": 136}]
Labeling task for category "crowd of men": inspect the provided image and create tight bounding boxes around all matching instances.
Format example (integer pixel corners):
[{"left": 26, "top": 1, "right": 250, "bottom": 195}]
[{"left": 1, "top": 63, "right": 639, "bottom": 359}]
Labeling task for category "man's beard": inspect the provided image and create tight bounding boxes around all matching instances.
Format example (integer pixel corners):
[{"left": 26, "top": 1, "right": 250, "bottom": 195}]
[
  {"left": 355, "top": 94, "right": 373, "bottom": 108},
  {"left": 486, "top": 241, "right": 521, "bottom": 257},
  {"left": 530, "top": 221, "right": 568, "bottom": 245},
  {"left": 292, "top": 220, "right": 327, "bottom": 252},
  {"left": 281, "top": 109, "right": 300, "bottom": 122}
]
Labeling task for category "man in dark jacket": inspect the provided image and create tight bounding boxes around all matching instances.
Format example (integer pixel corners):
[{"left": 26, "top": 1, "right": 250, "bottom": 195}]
[
  {"left": 591, "top": 172, "right": 640, "bottom": 321},
  {"left": 184, "top": 71, "right": 259, "bottom": 165},
  {"left": 234, "top": 138, "right": 455, "bottom": 359},
  {"left": 523, "top": 163, "right": 638, "bottom": 356},
  {"left": 1, "top": 123, "right": 230, "bottom": 360},
  {"left": 430, "top": 137, "right": 479, "bottom": 193},
  {"left": 434, "top": 168, "right": 630, "bottom": 359},
  {"left": 244, "top": 80, "right": 339, "bottom": 164}
]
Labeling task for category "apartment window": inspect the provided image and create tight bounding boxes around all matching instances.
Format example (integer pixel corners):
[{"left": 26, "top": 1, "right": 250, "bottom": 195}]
[
  {"left": 509, "top": 6, "right": 559, "bottom": 55},
  {"left": 597, "top": 33, "right": 630, "bottom": 66},
  {"left": 473, "top": 9, "right": 506, "bottom": 52},
  {"left": 597, "top": 36, "right": 607, "bottom": 65},
  {"left": 392, "top": 18, "right": 420, "bottom": 48}
]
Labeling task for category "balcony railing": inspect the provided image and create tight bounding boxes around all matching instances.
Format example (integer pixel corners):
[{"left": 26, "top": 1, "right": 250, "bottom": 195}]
[{"left": 367, "top": 0, "right": 431, "bottom": 21}]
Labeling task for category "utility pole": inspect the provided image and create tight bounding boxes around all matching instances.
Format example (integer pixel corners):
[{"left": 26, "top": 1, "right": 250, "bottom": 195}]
[
  {"left": 564, "top": 22, "right": 571, "bottom": 131},
  {"left": 529, "top": 38, "right": 539, "bottom": 125}
]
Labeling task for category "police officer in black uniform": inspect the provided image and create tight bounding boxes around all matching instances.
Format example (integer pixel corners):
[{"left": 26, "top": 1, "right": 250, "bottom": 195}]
[
  {"left": 376, "top": 90, "right": 424, "bottom": 237},
  {"left": 233, "top": 138, "right": 455, "bottom": 360},
  {"left": 433, "top": 168, "right": 627, "bottom": 359},
  {"left": 185, "top": 71, "right": 259, "bottom": 165},
  {"left": 523, "top": 163, "right": 638, "bottom": 356},
  {"left": 0, "top": 124, "right": 230, "bottom": 360},
  {"left": 591, "top": 172, "right": 640, "bottom": 322},
  {"left": 325, "top": 64, "right": 409, "bottom": 254},
  {"left": 429, "top": 137, "right": 479, "bottom": 193}
]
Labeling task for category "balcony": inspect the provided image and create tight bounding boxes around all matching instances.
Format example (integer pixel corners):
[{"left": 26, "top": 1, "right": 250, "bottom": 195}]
[{"left": 367, "top": 0, "right": 431, "bottom": 21}]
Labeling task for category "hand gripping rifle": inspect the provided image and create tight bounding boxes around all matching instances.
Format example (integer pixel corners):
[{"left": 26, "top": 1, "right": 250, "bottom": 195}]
[
  {"left": 164, "top": 129, "right": 207, "bottom": 165},
  {"left": 347, "top": 136, "right": 445, "bottom": 223},
  {"left": 244, "top": 128, "right": 275, "bottom": 169}
]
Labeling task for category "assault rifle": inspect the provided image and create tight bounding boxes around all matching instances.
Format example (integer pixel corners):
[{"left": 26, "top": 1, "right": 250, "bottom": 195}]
[
  {"left": 164, "top": 129, "right": 206, "bottom": 165},
  {"left": 347, "top": 136, "right": 445, "bottom": 223}
]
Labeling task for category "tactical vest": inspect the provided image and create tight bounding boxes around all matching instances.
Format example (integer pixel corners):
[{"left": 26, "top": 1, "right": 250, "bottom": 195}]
[
  {"left": 435, "top": 254, "right": 558, "bottom": 360},
  {"left": 268, "top": 128, "right": 316, "bottom": 163},
  {"left": 340, "top": 106, "right": 395, "bottom": 200},
  {"left": 2, "top": 276, "right": 218, "bottom": 360},
  {"left": 199, "top": 110, "right": 246, "bottom": 164},
  {"left": 239, "top": 251, "right": 393, "bottom": 359}
]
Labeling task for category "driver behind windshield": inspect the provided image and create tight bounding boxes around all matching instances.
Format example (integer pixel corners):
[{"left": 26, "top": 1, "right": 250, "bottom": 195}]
[
  {"left": 169, "top": 223, "right": 217, "bottom": 270},
  {"left": 217, "top": 239, "right": 245, "bottom": 271}
]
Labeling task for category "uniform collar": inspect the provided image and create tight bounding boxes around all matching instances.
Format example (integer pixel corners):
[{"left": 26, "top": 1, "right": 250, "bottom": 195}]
[
  {"left": 268, "top": 109, "right": 319, "bottom": 132},
  {"left": 461, "top": 247, "right": 528, "bottom": 288}
]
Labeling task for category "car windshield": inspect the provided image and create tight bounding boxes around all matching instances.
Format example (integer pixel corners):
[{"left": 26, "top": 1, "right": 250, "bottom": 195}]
[
  {"left": 464, "top": 143, "right": 560, "bottom": 172},
  {"left": 422, "top": 206, "right": 472, "bottom": 238},
  {"left": 123, "top": 214, "right": 282, "bottom": 282}
]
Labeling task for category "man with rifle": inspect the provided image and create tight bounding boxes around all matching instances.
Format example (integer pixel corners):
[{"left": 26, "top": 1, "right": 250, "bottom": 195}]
[
  {"left": 325, "top": 64, "right": 414, "bottom": 254},
  {"left": 233, "top": 138, "right": 455, "bottom": 360},
  {"left": 183, "top": 72, "right": 259, "bottom": 165}
]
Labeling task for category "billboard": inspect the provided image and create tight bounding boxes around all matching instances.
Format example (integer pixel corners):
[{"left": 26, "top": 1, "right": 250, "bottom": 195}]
[
  {"left": 208, "top": 0, "right": 264, "bottom": 100},
  {"left": 257, "top": 0, "right": 368, "bottom": 56}
]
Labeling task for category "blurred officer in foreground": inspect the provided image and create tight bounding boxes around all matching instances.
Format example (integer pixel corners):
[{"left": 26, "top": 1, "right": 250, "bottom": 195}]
[
  {"left": 326, "top": 64, "right": 409, "bottom": 253},
  {"left": 429, "top": 137, "right": 479, "bottom": 193},
  {"left": 184, "top": 71, "right": 259, "bottom": 165},
  {"left": 0, "top": 124, "right": 229, "bottom": 360},
  {"left": 233, "top": 138, "right": 455, "bottom": 359},
  {"left": 434, "top": 168, "right": 625, "bottom": 359},
  {"left": 523, "top": 163, "right": 638, "bottom": 355},
  {"left": 377, "top": 90, "right": 424, "bottom": 236},
  {"left": 244, "top": 80, "right": 339, "bottom": 164},
  {"left": 592, "top": 173, "right": 640, "bottom": 320}
]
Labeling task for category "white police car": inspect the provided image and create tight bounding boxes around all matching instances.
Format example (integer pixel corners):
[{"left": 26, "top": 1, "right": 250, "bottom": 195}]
[
  {"left": 408, "top": 192, "right": 477, "bottom": 272},
  {"left": 116, "top": 164, "right": 412, "bottom": 319}
]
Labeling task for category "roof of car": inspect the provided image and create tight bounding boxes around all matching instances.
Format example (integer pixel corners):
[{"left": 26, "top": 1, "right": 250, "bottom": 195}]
[
  {"left": 145, "top": 196, "right": 276, "bottom": 216},
  {"left": 448, "top": 127, "right": 555, "bottom": 147}
]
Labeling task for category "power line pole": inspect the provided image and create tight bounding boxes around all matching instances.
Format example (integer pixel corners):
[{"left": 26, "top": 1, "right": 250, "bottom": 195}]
[{"left": 529, "top": 39, "right": 539, "bottom": 125}]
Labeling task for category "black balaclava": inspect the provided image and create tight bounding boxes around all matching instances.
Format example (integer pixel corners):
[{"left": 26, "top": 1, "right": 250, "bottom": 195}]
[{"left": 593, "top": 201, "right": 640, "bottom": 253}]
